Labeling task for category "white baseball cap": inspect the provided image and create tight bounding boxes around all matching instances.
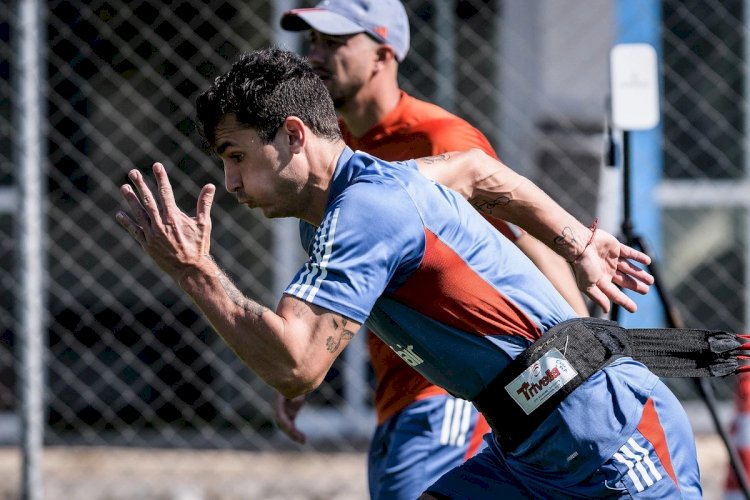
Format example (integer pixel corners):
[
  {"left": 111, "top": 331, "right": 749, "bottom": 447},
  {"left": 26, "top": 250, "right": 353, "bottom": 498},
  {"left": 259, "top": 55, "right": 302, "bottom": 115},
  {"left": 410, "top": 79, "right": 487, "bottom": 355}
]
[{"left": 280, "top": 0, "right": 411, "bottom": 61}]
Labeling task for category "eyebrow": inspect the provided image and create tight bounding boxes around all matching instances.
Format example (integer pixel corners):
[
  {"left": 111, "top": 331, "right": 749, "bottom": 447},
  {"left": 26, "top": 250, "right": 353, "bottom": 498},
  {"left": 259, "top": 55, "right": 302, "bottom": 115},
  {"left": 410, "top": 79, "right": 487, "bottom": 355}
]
[{"left": 215, "top": 140, "right": 234, "bottom": 156}]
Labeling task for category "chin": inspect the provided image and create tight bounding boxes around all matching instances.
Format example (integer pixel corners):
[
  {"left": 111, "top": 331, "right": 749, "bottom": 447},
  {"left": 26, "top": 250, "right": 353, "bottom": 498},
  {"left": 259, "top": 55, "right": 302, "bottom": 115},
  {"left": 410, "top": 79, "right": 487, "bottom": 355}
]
[{"left": 260, "top": 206, "right": 289, "bottom": 219}]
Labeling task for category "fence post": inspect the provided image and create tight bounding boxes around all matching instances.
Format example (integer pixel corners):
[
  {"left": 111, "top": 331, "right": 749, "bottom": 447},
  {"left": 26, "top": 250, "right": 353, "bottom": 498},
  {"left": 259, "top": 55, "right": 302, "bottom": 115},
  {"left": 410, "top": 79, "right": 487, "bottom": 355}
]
[{"left": 14, "top": 0, "right": 48, "bottom": 498}]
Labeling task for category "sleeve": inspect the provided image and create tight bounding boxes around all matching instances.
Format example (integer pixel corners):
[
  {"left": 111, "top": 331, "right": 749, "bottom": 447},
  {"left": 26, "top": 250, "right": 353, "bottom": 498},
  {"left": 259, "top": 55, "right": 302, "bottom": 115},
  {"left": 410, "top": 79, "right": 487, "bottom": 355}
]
[{"left": 285, "top": 181, "right": 425, "bottom": 323}]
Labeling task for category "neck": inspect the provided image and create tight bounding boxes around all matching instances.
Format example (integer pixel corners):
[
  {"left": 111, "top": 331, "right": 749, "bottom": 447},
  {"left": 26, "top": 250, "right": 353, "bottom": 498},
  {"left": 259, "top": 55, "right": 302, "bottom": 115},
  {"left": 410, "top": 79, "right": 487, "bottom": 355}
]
[
  {"left": 338, "top": 77, "right": 402, "bottom": 138},
  {"left": 300, "top": 139, "right": 347, "bottom": 226}
]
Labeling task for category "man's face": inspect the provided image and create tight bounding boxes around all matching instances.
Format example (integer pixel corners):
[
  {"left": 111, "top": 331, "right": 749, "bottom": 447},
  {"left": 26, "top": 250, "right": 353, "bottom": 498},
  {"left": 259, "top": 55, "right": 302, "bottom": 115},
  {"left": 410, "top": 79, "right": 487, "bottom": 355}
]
[
  {"left": 213, "top": 114, "right": 302, "bottom": 219},
  {"left": 307, "top": 31, "right": 381, "bottom": 109}
]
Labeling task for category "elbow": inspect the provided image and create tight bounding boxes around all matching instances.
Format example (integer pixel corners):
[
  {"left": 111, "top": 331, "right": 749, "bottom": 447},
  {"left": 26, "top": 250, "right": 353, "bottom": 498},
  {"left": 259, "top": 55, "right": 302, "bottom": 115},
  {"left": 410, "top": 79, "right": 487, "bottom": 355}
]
[
  {"left": 461, "top": 148, "right": 497, "bottom": 195},
  {"left": 463, "top": 147, "right": 491, "bottom": 164},
  {"left": 466, "top": 148, "right": 495, "bottom": 177},
  {"left": 273, "top": 366, "right": 326, "bottom": 399}
]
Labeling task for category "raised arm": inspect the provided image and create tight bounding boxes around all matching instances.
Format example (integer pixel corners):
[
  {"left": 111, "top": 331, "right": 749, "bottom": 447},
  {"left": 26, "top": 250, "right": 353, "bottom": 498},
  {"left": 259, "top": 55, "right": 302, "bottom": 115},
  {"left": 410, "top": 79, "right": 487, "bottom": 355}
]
[
  {"left": 416, "top": 149, "right": 654, "bottom": 313},
  {"left": 115, "top": 163, "right": 360, "bottom": 398}
]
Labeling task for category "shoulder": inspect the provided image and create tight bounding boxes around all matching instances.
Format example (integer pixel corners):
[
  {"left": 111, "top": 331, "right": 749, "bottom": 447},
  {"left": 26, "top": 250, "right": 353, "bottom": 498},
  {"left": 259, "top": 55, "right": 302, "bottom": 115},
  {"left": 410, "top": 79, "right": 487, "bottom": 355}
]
[
  {"left": 335, "top": 156, "right": 424, "bottom": 225},
  {"left": 399, "top": 95, "right": 498, "bottom": 158},
  {"left": 341, "top": 155, "right": 420, "bottom": 208}
]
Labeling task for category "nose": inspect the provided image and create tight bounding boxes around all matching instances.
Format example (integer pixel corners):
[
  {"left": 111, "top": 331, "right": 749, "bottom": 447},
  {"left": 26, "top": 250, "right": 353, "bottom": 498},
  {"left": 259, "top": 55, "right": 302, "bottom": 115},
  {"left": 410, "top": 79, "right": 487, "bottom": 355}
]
[
  {"left": 223, "top": 160, "right": 241, "bottom": 194},
  {"left": 307, "top": 41, "right": 325, "bottom": 66}
]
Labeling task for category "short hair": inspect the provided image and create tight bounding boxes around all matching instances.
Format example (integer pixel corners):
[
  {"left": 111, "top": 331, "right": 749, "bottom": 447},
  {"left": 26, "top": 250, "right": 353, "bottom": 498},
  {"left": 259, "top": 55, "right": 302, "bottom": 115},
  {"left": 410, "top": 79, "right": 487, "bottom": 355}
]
[{"left": 196, "top": 47, "right": 342, "bottom": 146}]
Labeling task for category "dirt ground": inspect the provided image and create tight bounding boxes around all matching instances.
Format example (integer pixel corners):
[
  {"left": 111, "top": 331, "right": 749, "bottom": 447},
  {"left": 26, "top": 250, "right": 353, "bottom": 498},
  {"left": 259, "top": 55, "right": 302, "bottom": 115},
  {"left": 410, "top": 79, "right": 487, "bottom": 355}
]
[{"left": 0, "top": 434, "right": 732, "bottom": 499}]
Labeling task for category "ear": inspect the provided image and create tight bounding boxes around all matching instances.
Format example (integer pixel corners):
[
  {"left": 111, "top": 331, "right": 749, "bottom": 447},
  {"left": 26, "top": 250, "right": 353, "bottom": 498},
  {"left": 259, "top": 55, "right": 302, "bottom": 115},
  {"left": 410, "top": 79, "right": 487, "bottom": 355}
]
[
  {"left": 281, "top": 116, "right": 306, "bottom": 154},
  {"left": 375, "top": 45, "right": 397, "bottom": 65}
]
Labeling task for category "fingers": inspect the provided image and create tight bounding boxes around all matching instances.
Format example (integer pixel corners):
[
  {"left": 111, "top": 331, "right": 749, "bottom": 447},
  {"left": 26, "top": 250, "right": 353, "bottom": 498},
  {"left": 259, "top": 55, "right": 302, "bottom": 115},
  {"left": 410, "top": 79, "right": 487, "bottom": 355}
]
[
  {"left": 600, "top": 280, "right": 637, "bottom": 313},
  {"left": 152, "top": 162, "right": 176, "bottom": 216},
  {"left": 585, "top": 287, "right": 610, "bottom": 314},
  {"left": 115, "top": 210, "right": 146, "bottom": 246},
  {"left": 616, "top": 259, "right": 654, "bottom": 285},
  {"left": 273, "top": 394, "right": 305, "bottom": 444},
  {"left": 280, "top": 421, "right": 306, "bottom": 444},
  {"left": 619, "top": 244, "right": 651, "bottom": 266},
  {"left": 119, "top": 183, "right": 151, "bottom": 230},
  {"left": 128, "top": 168, "right": 161, "bottom": 227},
  {"left": 197, "top": 183, "right": 216, "bottom": 226},
  {"left": 612, "top": 273, "right": 650, "bottom": 296},
  {"left": 273, "top": 399, "right": 306, "bottom": 444}
]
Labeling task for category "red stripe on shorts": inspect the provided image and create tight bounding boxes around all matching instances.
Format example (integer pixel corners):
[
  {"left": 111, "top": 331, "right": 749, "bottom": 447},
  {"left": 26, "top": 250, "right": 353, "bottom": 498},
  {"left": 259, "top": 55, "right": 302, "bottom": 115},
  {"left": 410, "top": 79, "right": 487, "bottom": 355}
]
[
  {"left": 464, "top": 414, "right": 491, "bottom": 460},
  {"left": 637, "top": 397, "right": 679, "bottom": 489}
]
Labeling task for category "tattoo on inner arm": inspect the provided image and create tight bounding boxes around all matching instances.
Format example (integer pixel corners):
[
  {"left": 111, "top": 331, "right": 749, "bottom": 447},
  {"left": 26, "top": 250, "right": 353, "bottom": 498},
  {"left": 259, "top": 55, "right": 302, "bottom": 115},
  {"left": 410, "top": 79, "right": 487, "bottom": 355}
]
[
  {"left": 326, "top": 317, "right": 356, "bottom": 353},
  {"left": 216, "top": 270, "right": 268, "bottom": 316},
  {"left": 421, "top": 153, "right": 450, "bottom": 164},
  {"left": 471, "top": 195, "right": 511, "bottom": 214},
  {"left": 553, "top": 226, "right": 579, "bottom": 251}
]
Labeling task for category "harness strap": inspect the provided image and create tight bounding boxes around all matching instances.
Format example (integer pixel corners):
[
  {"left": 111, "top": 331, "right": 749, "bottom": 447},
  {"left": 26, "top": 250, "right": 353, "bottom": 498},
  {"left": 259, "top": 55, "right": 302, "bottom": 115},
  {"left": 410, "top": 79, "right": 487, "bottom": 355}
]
[{"left": 471, "top": 317, "right": 749, "bottom": 452}]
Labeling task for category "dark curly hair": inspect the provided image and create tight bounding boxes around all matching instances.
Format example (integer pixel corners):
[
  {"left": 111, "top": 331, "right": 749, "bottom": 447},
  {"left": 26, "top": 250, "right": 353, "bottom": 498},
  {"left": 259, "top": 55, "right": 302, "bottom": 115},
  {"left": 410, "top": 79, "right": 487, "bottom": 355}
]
[{"left": 196, "top": 47, "right": 341, "bottom": 146}]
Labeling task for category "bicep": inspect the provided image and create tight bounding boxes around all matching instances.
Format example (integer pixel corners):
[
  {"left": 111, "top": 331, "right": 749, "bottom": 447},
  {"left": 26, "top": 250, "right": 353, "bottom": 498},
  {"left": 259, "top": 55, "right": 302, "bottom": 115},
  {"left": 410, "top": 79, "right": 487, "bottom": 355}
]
[
  {"left": 276, "top": 295, "right": 361, "bottom": 382},
  {"left": 415, "top": 148, "right": 521, "bottom": 203},
  {"left": 415, "top": 149, "right": 481, "bottom": 198}
]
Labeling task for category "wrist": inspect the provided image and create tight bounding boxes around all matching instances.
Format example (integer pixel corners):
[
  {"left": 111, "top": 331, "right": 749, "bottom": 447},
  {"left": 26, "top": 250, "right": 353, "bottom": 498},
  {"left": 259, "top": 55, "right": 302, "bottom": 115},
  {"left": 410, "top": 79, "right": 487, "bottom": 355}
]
[
  {"left": 568, "top": 218, "right": 598, "bottom": 264},
  {"left": 175, "top": 254, "right": 216, "bottom": 292}
]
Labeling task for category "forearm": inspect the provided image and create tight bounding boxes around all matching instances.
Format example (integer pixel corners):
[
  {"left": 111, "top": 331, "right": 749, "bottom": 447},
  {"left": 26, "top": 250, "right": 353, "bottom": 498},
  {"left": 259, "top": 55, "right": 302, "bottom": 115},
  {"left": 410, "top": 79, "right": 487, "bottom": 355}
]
[
  {"left": 175, "top": 256, "right": 308, "bottom": 392},
  {"left": 417, "top": 150, "right": 593, "bottom": 261},
  {"left": 515, "top": 234, "right": 589, "bottom": 316},
  {"left": 116, "top": 165, "right": 360, "bottom": 394},
  {"left": 471, "top": 174, "right": 593, "bottom": 263}
]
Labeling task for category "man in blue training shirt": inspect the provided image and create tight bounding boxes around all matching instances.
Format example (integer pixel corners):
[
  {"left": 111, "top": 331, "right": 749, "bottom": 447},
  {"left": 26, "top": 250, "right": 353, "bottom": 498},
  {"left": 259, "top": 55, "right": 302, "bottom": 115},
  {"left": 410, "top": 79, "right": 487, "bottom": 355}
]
[{"left": 115, "top": 48, "right": 701, "bottom": 498}]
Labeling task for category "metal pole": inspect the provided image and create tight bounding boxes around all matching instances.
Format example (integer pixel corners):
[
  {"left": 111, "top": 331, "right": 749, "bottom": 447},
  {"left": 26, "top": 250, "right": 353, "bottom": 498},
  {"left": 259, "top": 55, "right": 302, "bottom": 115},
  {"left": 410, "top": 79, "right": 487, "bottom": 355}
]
[
  {"left": 744, "top": 0, "right": 750, "bottom": 356},
  {"left": 433, "top": 0, "right": 456, "bottom": 112},
  {"left": 14, "top": 0, "right": 48, "bottom": 498}
]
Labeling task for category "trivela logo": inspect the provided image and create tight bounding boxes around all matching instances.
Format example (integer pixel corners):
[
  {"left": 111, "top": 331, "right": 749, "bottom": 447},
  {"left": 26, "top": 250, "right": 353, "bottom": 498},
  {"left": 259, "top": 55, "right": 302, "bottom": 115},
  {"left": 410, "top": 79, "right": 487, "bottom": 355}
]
[
  {"left": 515, "top": 367, "right": 562, "bottom": 401},
  {"left": 505, "top": 348, "right": 578, "bottom": 415}
]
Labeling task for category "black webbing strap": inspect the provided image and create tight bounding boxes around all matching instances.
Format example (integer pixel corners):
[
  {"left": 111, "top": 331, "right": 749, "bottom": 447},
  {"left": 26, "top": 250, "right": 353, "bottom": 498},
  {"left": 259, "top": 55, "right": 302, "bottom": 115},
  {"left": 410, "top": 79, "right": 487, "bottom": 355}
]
[{"left": 471, "top": 317, "right": 746, "bottom": 452}]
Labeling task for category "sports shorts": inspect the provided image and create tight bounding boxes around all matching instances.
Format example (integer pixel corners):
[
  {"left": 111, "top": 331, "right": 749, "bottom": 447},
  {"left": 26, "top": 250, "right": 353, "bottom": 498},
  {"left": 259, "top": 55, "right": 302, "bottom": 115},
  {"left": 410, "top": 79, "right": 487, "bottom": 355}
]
[
  {"left": 368, "top": 395, "right": 489, "bottom": 500},
  {"left": 424, "top": 379, "right": 702, "bottom": 499}
]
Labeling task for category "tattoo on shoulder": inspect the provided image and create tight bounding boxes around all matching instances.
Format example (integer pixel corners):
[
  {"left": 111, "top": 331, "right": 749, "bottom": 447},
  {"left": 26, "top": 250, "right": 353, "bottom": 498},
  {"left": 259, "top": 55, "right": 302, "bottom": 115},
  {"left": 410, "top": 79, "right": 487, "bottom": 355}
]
[
  {"left": 216, "top": 270, "right": 268, "bottom": 316},
  {"left": 325, "top": 317, "right": 356, "bottom": 353},
  {"left": 421, "top": 153, "right": 450, "bottom": 164}
]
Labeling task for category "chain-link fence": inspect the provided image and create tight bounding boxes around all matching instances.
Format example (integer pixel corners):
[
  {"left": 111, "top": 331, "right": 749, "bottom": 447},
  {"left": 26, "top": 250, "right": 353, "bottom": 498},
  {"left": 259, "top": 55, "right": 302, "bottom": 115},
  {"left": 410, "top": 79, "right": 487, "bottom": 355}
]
[{"left": 1, "top": 0, "right": 748, "bottom": 497}]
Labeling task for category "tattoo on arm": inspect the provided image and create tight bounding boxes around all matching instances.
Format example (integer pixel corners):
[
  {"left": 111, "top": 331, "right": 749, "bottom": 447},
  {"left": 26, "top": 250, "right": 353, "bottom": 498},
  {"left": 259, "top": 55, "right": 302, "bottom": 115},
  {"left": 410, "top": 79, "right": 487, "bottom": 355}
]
[
  {"left": 216, "top": 270, "right": 268, "bottom": 316},
  {"left": 421, "top": 153, "right": 450, "bottom": 164},
  {"left": 325, "top": 317, "right": 356, "bottom": 353},
  {"left": 553, "top": 226, "right": 579, "bottom": 252},
  {"left": 471, "top": 195, "right": 511, "bottom": 215}
]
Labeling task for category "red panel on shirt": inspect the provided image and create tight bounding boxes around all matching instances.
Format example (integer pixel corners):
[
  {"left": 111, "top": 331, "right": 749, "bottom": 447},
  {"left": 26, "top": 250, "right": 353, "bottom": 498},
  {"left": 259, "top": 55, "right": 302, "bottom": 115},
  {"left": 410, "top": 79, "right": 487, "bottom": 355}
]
[{"left": 390, "top": 229, "right": 541, "bottom": 341}]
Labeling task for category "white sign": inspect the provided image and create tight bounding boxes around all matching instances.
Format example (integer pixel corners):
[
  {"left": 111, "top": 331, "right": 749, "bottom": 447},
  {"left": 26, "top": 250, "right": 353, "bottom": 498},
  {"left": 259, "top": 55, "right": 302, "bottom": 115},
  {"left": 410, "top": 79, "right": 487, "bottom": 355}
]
[{"left": 610, "top": 43, "right": 660, "bottom": 130}]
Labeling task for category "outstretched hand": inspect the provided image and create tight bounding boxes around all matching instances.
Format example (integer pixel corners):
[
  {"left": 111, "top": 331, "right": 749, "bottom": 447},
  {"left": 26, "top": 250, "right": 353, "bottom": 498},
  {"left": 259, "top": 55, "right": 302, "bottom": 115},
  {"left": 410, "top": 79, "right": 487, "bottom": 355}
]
[
  {"left": 115, "top": 162, "right": 216, "bottom": 278},
  {"left": 571, "top": 228, "right": 654, "bottom": 314},
  {"left": 273, "top": 393, "right": 307, "bottom": 444}
]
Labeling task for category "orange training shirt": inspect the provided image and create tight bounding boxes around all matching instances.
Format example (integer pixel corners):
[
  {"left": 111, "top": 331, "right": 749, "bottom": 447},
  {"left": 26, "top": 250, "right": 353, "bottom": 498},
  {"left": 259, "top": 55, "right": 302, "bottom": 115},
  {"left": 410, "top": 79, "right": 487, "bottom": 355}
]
[{"left": 341, "top": 91, "right": 518, "bottom": 424}]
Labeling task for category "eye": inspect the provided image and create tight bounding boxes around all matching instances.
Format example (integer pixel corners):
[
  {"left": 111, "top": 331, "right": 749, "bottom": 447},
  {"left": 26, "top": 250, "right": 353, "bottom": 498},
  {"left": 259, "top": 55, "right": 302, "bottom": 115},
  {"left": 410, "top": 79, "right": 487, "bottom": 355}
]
[
  {"left": 309, "top": 32, "right": 345, "bottom": 49},
  {"left": 230, "top": 153, "right": 244, "bottom": 163}
]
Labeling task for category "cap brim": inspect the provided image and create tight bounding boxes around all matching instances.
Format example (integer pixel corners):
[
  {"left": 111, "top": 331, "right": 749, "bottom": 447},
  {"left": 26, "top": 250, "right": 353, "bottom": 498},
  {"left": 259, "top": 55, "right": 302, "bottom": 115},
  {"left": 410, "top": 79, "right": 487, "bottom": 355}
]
[{"left": 280, "top": 8, "right": 367, "bottom": 36}]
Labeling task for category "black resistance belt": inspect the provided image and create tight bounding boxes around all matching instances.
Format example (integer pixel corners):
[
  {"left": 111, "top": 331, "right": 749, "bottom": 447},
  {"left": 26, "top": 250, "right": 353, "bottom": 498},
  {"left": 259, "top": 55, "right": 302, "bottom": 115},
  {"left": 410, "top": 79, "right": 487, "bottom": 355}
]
[{"left": 471, "top": 317, "right": 750, "bottom": 452}]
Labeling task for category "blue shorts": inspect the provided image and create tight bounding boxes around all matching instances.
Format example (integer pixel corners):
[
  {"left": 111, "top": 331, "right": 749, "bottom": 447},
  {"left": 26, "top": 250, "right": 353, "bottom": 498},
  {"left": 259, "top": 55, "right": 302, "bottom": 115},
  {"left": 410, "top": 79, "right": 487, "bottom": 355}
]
[
  {"left": 368, "top": 395, "right": 489, "bottom": 500},
  {"left": 425, "top": 379, "right": 702, "bottom": 499}
]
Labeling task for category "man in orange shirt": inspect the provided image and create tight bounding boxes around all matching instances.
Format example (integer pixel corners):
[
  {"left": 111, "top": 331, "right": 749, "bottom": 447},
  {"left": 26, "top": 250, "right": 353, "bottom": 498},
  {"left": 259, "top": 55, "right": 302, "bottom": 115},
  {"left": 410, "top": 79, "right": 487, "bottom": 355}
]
[{"left": 277, "top": 1, "right": 588, "bottom": 498}]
